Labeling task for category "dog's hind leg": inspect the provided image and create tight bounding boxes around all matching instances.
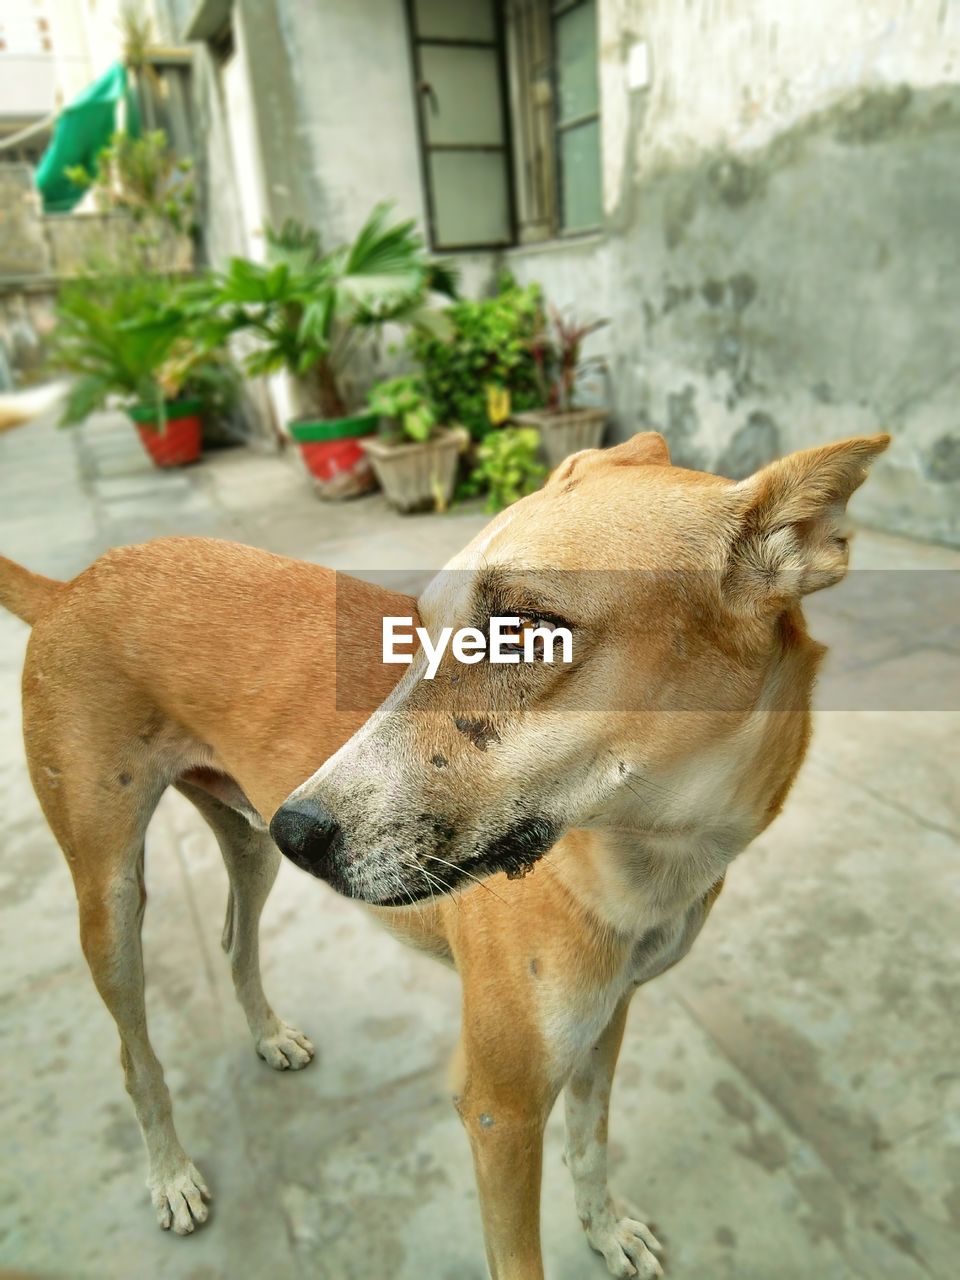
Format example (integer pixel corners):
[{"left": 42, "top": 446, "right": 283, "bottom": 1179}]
[
  {"left": 564, "top": 997, "right": 663, "bottom": 1279},
  {"left": 22, "top": 646, "right": 212, "bottom": 1232},
  {"left": 34, "top": 781, "right": 211, "bottom": 1234},
  {"left": 176, "top": 781, "right": 314, "bottom": 1070},
  {"left": 77, "top": 840, "right": 211, "bottom": 1234}
]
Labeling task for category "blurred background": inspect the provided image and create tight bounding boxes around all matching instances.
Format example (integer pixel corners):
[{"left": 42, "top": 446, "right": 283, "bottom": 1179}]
[
  {"left": 0, "top": 2, "right": 958, "bottom": 1278},
  {"left": 1, "top": 0, "right": 958, "bottom": 541}
]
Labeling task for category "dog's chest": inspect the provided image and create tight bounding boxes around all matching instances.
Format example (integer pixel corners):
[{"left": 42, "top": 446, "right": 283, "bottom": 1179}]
[
  {"left": 627, "top": 897, "right": 710, "bottom": 987},
  {"left": 536, "top": 897, "right": 713, "bottom": 1077}
]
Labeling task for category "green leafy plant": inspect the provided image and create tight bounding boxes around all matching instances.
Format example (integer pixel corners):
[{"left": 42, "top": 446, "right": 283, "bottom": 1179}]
[
  {"left": 119, "top": 5, "right": 158, "bottom": 85},
  {"left": 49, "top": 272, "right": 233, "bottom": 429},
  {"left": 118, "top": 4, "right": 165, "bottom": 129},
  {"left": 410, "top": 277, "right": 545, "bottom": 440},
  {"left": 461, "top": 427, "right": 546, "bottom": 512},
  {"left": 367, "top": 374, "right": 437, "bottom": 443},
  {"left": 65, "top": 129, "right": 195, "bottom": 234},
  {"left": 189, "top": 204, "right": 458, "bottom": 421},
  {"left": 530, "top": 306, "right": 608, "bottom": 412}
]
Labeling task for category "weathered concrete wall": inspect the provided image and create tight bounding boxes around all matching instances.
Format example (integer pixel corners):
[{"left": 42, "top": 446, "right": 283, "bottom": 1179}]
[
  {"left": 0, "top": 163, "right": 193, "bottom": 283},
  {"left": 182, "top": 44, "right": 251, "bottom": 268},
  {"left": 252, "top": 0, "right": 426, "bottom": 245},
  {"left": 44, "top": 213, "right": 193, "bottom": 274},
  {"left": 0, "top": 162, "right": 192, "bottom": 386},
  {"left": 0, "top": 167, "right": 50, "bottom": 277},
  {"left": 177, "top": 0, "right": 960, "bottom": 541},
  {"left": 0, "top": 286, "right": 56, "bottom": 387},
  {"left": 172, "top": 0, "right": 425, "bottom": 256},
  {"left": 500, "top": 0, "right": 960, "bottom": 546},
  {"left": 598, "top": 0, "right": 960, "bottom": 204}
]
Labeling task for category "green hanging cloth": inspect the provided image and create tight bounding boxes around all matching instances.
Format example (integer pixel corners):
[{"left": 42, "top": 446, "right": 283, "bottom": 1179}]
[{"left": 36, "top": 62, "right": 142, "bottom": 214}]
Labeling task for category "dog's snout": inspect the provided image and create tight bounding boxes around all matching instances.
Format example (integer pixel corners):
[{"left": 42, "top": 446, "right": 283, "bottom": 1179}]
[{"left": 270, "top": 798, "right": 342, "bottom": 878}]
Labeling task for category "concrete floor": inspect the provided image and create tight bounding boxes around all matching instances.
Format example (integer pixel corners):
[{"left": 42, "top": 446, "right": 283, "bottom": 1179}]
[{"left": 0, "top": 412, "right": 958, "bottom": 1279}]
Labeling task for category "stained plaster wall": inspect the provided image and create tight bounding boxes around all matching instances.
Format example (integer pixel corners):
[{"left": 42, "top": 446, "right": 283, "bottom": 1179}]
[
  {"left": 178, "top": 0, "right": 960, "bottom": 542},
  {"left": 502, "top": 0, "right": 960, "bottom": 544}
]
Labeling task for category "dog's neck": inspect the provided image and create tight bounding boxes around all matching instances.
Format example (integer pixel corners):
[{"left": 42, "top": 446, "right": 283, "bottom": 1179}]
[
  {"left": 554, "top": 651, "right": 816, "bottom": 937},
  {"left": 548, "top": 817, "right": 751, "bottom": 939}
]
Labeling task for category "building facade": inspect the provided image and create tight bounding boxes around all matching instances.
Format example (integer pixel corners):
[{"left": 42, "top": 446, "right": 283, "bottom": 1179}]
[{"left": 15, "top": 0, "right": 960, "bottom": 542}]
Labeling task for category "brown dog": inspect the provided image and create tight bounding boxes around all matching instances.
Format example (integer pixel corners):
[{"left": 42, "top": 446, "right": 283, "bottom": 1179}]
[{"left": 0, "top": 431, "right": 887, "bottom": 1278}]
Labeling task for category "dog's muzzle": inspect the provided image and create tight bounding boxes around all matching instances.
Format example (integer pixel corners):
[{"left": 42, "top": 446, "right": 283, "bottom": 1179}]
[{"left": 270, "top": 798, "right": 346, "bottom": 887}]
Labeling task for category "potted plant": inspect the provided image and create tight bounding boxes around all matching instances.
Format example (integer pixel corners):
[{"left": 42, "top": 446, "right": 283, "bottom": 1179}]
[
  {"left": 193, "top": 205, "right": 457, "bottom": 499},
  {"left": 410, "top": 275, "right": 545, "bottom": 441},
  {"left": 50, "top": 272, "right": 233, "bottom": 467},
  {"left": 361, "top": 374, "right": 467, "bottom": 513},
  {"left": 459, "top": 426, "right": 546, "bottom": 513},
  {"left": 513, "top": 307, "right": 610, "bottom": 469},
  {"left": 64, "top": 128, "right": 196, "bottom": 272}
]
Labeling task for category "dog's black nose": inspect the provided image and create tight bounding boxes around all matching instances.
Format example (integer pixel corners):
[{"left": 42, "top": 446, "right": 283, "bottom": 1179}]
[{"left": 270, "top": 798, "right": 342, "bottom": 878}]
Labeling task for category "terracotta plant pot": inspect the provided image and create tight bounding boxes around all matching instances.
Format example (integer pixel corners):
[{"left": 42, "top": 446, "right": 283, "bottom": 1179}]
[
  {"left": 128, "top": 400, "right": 203, "bottom": 468},
  {"left": 289, "top": 413, "right": 378, "bottom": 499},
  {"left": 512, "top": 407, "right": 609, "bottom": 470},
  {"left": 361, "top": 427, "right": 468, "bottom": 513}
]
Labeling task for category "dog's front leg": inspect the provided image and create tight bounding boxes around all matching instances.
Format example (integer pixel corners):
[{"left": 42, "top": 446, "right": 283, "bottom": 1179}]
[
  {"left": 453, "top": 1016, "right": 558, "bottom": 1280},
  {"left": 178, "top": 781, "right": 315, "bottom": 1069},
  {"left": 564, "top": 997, "right": 664, "bottom": 1278}
]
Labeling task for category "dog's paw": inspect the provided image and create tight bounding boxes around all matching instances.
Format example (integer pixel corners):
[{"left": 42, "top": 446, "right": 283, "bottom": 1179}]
[
  {"left": 256, "top": 1022, "right": 315, "bottom": 1070},
  {"left": 149, "top": 1161, "right": 211, "bottom": 1235},
  {"left": 585, "top": 1204, "right": 664, "bottom": 1279}
]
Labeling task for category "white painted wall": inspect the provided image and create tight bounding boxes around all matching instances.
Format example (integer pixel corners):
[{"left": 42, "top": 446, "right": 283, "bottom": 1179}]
[{"left": 275, "top": 0, "right": 427, "bottom": 245}]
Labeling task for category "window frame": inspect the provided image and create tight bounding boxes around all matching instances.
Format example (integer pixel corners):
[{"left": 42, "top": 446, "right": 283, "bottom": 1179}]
[
  {"left": 406, "top": 0, "right": 603, "bottom": 252},
  {"left": 550, "top": 0, "right": 603, "bottom": 236},
  {"left": 405, "top": 0, "right": 518, "bottom": 252}
]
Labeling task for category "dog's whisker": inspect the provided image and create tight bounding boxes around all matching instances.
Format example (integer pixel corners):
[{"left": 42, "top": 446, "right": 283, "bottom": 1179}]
[
  {"left": 400, "top": 874, "right": 428, "bottom": 926},
  {"left": 613, "top": 755, "right": 683, "bottom": 804},
  {"left": 391, "top": 857, "right": 429, "bottom": 925},
  {"left": 533, "top": 851, "right": 564, "bottom": 883},
  {"left": 416, "top": 860, "right": 454, "bottom": 908},
  {"left": 420, "top": 852, "right": 510, "bottom": 907},
  {"left": 399, "top": 852, "right": 455, "bottom": 917},
  {"left": 617, "top": 765, "right": 682, "bottom": 815},
  {"left": 620, "top": 776, "right": 658, "bottom": 814}
]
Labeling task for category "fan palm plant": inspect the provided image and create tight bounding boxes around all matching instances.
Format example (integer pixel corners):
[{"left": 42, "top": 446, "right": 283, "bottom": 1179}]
[
  {"left": 51, "top": 272, "right": 234, "bottom": 433},
  {"left": 190, "top": 203, "right": 458, "bottom": 421}
]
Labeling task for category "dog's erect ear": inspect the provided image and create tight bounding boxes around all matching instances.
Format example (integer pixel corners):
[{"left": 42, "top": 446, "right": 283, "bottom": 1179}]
[
  {"left": 548, "top": 431, "right": 670, "bottom": 489},
  {"left": 605, "top": 432, "right": 671, "bottom": 468},
  {"left": 724, "top": 434, "right": 890, "bottom": 608}
]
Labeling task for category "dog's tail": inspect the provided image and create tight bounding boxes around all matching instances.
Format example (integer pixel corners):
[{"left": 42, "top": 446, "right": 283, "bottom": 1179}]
[
  {"left": 0, "top": 555, "right": 64, "bottom": 625},
  {"left": 0, "top": 382, "right": 68, "bottom": 434}
]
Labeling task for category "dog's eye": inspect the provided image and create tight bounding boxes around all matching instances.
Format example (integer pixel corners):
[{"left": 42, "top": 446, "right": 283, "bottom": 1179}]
[{"left": 499, "top": 614, "right": 569, "bottom": 658}]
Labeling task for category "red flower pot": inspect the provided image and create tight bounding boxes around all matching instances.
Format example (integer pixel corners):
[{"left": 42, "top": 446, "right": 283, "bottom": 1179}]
[
  {"left": 128, "top": 400, "right": 203, "bottom": 468},
  {"left": 290, "top": 413, "right": 378, "bottom": 499}
]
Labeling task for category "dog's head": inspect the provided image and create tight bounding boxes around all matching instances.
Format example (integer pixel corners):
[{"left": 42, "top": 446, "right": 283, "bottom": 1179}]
[{"left": 271, "top": 431, "right": 888, "bottom": 905}]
